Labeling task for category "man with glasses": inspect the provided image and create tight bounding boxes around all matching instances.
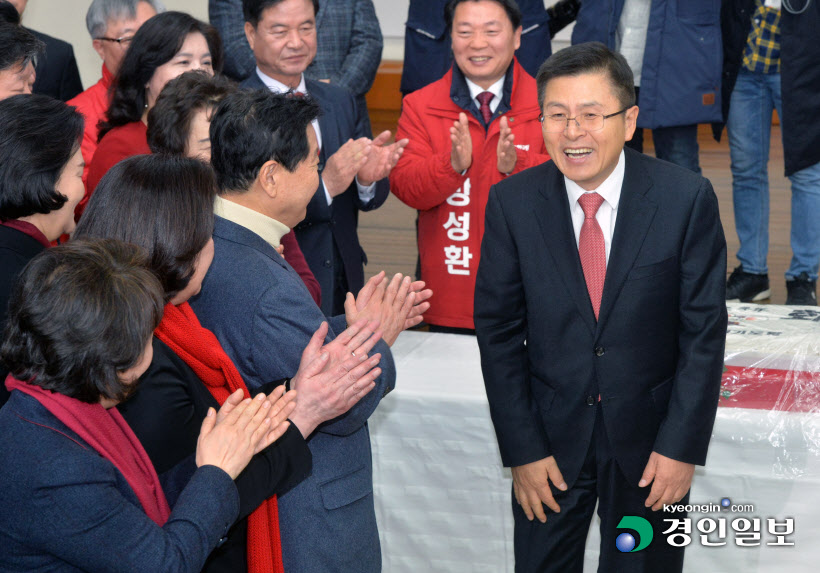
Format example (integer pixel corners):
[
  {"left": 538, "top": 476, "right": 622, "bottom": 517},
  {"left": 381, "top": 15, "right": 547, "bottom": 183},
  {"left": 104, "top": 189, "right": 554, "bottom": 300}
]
[
  {"left": 68, "top": 0, "right": 162, "bottom": 185},
  {"left": 475, "top": 42, "right": 727, "bottom": 572},
  {"left": 390, "top": 0, "right": 550, "bottom": 333}
]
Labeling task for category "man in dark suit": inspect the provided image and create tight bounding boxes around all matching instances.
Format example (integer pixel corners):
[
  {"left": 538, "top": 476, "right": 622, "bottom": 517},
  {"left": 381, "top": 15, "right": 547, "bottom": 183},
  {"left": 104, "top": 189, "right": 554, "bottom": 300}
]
[
  {"left": 194, "top": 89, "right": 428, "bottom": 573},
  {"left": 240, "top": 0, "right": 406, "bottom": 315},
  {"left": 475, "top": 43, "right": 727, "bottom": 572},
  {"left": 5, "top": 0, "right": 83, "bottom": 101}
]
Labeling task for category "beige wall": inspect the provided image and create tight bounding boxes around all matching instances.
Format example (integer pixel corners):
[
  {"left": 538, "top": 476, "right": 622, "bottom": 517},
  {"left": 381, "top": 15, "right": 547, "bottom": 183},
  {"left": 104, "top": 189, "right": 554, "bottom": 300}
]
[{"left": 22, "top": 0, "right": 570, "bottom": 90}]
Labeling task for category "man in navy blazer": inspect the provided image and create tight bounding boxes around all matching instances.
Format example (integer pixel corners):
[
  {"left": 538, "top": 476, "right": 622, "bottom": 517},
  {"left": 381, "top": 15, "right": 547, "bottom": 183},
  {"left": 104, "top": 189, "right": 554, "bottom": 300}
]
[
  {"left": 239, "top": 0, "right": 406, "bottom": 316},
  {"left": 475, "top": 43, "right": 727, "bottom": 572},
  {"left": 192, "top": 89, "right": 427, "bottom": 572}
]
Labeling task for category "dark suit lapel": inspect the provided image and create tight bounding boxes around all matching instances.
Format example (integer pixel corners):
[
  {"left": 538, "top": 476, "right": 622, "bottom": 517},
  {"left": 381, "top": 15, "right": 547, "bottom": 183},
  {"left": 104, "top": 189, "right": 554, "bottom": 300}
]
[
  {"left": 534, "top": 166, "right": 597, "bottom": 335},
  {"left": 596, "top": 150, "right": 658, "bottom": 334},
  {"left": 305, "top": 79, "right": 337, "bottom": 163}
]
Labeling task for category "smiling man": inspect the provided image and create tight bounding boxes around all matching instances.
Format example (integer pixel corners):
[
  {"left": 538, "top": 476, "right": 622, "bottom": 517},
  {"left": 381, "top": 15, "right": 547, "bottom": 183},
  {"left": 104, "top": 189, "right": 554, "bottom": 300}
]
[
  {"left": 475, "top": 42, "right": 728, "bottom": 572},
  {"left": 241, "top": 0, "right": 406, "bottom": 316},
  {"left": 390, "top": 0, "right": 550, "bottom": 333}
]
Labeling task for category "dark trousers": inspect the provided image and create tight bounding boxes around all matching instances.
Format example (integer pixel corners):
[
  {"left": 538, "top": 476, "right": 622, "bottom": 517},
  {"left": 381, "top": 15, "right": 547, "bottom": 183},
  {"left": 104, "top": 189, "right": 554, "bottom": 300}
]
[{"left": 513, "top": 407, "right": 688, "bottom": 573}]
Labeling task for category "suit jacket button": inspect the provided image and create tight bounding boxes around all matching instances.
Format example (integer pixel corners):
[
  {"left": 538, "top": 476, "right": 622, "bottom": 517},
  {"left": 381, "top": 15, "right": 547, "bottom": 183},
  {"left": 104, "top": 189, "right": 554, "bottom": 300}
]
[
  {"left": 594, "top": 346, "right": 605, "bottom": 357},
  {"left": 586, "top": 395, "right": 595, "bottom": 406},
  {"left": 324, "top": 259, "right": 332, "bottom": 267}
]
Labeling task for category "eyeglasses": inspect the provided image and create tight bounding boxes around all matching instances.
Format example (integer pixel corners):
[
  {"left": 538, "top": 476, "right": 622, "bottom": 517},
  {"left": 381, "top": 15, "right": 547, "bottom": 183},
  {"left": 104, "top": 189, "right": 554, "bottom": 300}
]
[
  {"left": 539, "top": 108, "right": 629, "bottom": 133},
  {"left": 95, "top": 35, "right": 135, "bottom": 46}
]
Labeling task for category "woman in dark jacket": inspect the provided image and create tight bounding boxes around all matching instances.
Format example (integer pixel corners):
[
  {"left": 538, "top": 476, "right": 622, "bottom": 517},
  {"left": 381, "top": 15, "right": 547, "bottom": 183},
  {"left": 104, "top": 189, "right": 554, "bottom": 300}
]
[
  {"left": 0, "top": 94, "right": 85, "bottom": 406},
  {"left": 0, "top": 238, "right": 292, "bottom": 572},
  {"left": 74, "top": 154, "right": 385, "bottom": 573}
]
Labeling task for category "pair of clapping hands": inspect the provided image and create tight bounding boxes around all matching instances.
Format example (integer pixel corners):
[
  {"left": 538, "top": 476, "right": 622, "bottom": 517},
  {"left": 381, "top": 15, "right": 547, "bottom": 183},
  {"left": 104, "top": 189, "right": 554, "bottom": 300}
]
[
  {"left": 195, "top": 272, "right": 433, "bottom": 477},
  {"left": 450, "top": 113, "right": 518, "bottom": 175},
  {"left": 285, "top": 271, "right": 433, "bottom": 437},
  {"left": 322, "top": 131, "right": 410, "bottom": 197}
]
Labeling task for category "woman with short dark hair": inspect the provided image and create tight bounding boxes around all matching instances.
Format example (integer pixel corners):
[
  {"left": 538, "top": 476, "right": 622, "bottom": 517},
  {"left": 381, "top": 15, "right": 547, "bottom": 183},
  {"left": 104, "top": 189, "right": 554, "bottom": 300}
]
[
  {"left": 75, "top": 153, "right": 384, "bottom": 573},
  {"left": 0, "top": 238, "right": 293, "bottom": 572},
  {"left": 81, "top": 11, "right": 222, "bottom": 214},
  {"left": 0, "top": 94, "right": 85, "bottom": 406},
  {"left": 147, "top": 70, "right": 323, "bottom": 306}
]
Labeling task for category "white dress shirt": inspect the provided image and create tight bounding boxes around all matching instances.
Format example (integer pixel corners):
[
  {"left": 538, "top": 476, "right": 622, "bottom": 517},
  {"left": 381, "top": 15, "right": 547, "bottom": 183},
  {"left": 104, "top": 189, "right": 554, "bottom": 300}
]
[
  {"left": 255, "top": 68, "right": 376, "bottom": 206},
  {"left": 465, "top": 75, "right": 504, "bottom": 115},
  {"left": 564, "top": 150, "right": 626, "bottom": 264}
]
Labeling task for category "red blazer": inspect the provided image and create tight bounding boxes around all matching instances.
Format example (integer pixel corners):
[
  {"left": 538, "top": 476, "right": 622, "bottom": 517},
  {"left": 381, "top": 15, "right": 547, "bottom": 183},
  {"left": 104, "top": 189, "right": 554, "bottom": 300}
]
[
  {"left": 389, "top": 60, "right": 549, "bottom": 329},
  {"left": 67, "top": 64, "right": 114, "bottom": 187},
  {"left": 82, "top": 121, "right": 151, "bottom": 218}
]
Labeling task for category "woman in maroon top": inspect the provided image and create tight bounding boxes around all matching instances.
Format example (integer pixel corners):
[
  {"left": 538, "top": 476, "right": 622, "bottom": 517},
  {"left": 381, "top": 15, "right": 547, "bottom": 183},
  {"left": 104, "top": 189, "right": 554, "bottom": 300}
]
[
  {"left": 146, "top": 71, "right": 323, "bottom": 305},
  {"left": 0, "top": 94, "right": 85, "bottom": 407},
  {"left": 82, "top": 11, "right": 223, "bottom": 214}
]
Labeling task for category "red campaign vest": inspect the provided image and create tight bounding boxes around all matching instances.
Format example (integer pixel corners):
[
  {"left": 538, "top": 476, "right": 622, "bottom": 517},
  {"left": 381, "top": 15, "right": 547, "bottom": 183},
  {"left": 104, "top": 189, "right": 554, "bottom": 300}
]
[{"left": 390, "top": 60, "right": 549, "bottom": 329}]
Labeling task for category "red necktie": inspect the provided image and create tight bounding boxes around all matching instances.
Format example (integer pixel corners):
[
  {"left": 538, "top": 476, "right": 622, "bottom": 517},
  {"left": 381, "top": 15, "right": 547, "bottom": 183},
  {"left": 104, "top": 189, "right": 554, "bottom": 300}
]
[
  {"left": 578, "top": 193, "right": 607, "bottom": 320},
  {"left": 476, "top": 91, "right": 494, "bottom": 125}
]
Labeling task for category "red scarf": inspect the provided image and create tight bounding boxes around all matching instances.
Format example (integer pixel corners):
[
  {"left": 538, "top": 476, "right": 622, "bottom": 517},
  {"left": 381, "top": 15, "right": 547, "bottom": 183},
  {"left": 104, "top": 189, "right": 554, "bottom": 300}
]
[
  {"left": 5, "top": 375, "right": 171, "bottom": 525},
  {"left": 154, "top": 302, "right": 284, "bottom": 573},
  {"left": 0, "top": 220, "right": 51, "bottom": 248}
]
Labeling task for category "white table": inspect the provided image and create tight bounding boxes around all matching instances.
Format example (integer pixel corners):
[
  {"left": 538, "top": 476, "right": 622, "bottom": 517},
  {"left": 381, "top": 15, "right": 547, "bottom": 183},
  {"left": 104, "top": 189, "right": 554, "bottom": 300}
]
[{"left": 370, "top": 304, "right": 820, "bottom": 572}]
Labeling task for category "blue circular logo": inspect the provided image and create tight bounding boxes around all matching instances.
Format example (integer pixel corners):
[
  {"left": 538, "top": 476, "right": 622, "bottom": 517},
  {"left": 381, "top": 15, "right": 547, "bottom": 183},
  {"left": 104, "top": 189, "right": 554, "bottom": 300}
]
[
  {"left": 616, "top": 532, "right": 636, "bottom": 552},
  {"left": 721, "top": 498, "right": 731, "bottom": 507}
]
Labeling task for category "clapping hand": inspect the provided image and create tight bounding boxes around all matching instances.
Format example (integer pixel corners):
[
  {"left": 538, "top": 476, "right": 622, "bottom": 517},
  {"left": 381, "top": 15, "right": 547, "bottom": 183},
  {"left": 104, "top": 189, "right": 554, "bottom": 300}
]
[
  {"left": 357, "top": 130, "right": 409, "bottom": 186},
  {"left": 345, "top": 271, "right": 433, "bottom": 336},
  {"left": 497, "top": 116, "right": 517, "bottom": 174},
  {"left": 287, "top": 320, "right": 383, "bottom": 437},
  {"left": 322, "top": 138, "right": 372, "bottom": 197},
  {"left": 450, "top": 112, "right": 473, "bottom": 173},
  {"left": 196, "top": 390, "right": 281, "bottom": 480}
]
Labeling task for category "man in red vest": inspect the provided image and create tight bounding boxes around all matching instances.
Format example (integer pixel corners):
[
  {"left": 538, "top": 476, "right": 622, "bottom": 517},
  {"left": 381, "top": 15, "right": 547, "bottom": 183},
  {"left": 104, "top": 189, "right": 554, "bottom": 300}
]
[{"left": 390, "top": 0, "right": 550, "bottom": 332}]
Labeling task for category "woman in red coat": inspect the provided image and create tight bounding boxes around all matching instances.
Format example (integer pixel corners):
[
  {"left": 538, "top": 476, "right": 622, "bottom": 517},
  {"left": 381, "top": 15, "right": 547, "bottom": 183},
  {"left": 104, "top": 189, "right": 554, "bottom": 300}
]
[{"left": 82, "top": 11, "right": 222, "bottom": 216}]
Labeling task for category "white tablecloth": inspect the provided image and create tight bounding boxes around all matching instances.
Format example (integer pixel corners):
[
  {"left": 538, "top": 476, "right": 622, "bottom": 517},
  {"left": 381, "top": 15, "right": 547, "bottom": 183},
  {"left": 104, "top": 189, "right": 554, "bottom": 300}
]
[{"left": 370, "top": 303, "right": 820, "bottom": 572}]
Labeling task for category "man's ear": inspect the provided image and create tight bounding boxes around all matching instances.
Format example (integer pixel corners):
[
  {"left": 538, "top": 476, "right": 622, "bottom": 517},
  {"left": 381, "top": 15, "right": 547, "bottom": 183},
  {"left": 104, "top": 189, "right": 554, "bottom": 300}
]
[
  {"left": 92, "top": 39, "right": 105, "bottom": 61},
  {"left": 258, "top": 160, "right": 280, "bottom": 199},
  {"left": 244, "top": 21, "right": 256, "bottom": 52},
  {"left": 513, "top": 25, "right": 522, "bottom": 52},
  {"left": 624, "top": 105, "right": 639, "bottom": 142}
]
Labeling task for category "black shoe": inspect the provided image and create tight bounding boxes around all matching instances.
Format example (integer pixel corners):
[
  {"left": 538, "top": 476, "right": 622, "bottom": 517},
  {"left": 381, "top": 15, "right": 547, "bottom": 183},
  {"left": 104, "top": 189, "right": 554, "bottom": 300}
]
[
  {"left": 726, "top": 266, "right": 771, "bottom": 302},
  {"left": 785, "top": 273, "right": 817, "bottom": 306}
]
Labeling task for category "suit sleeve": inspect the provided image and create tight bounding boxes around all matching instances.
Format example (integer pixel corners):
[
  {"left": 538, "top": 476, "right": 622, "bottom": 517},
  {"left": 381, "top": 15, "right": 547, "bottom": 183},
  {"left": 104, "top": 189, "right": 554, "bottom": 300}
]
[
  {"left": 26, "top": 451, "right": 238, "bottom": 573},
  {"left": 389, "top": 96, "right": 466, "bottom": 211},
  {"left": 253, "top": 284, "right": 396, "bottom": 437},
  {"left": 475, "top": 186, "right": 552, "bottom": 467},
  {"left": 329, "top": 0, "right": 383, "bottom": 97},
  {"left": 653, "top": 179, "right": 727, "bottom": 465},
  {"left": 209, "top": 0, "right": 256, "bottom": 81}
]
